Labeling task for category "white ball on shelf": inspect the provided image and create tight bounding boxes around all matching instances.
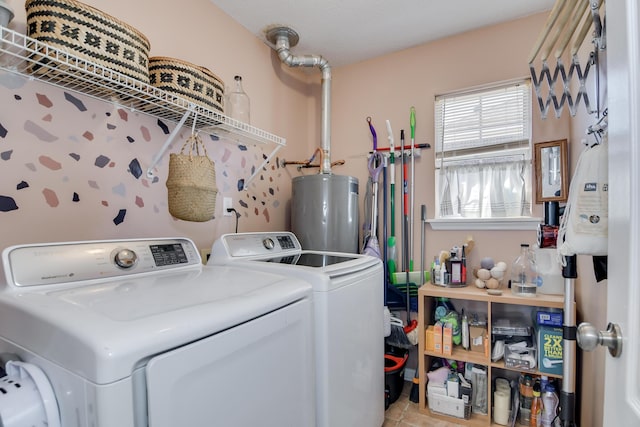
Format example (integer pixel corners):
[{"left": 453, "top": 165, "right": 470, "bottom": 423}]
[
  {"left": 477, "top": 268, "right": 491, "bottom": 281},
  {"left": 490, "top": 266, "right": 505, "bottom": 280}
]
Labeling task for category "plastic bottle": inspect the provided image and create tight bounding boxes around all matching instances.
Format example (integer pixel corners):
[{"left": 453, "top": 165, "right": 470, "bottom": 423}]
[
  {"left": 519, "top": 374, "right": 533, "bottom": 425},
  {"left": 540, "top": 375, "right": 549, "bottom": 397},
  {"left": 541, "top": 383, "right": 559, "bottom": 427},
  {"left": 449, "top": 248, "right": 462, "bottom": 284},
  {"left": 530, "top": 381, "right": 542, "bottom": 427},
  {"left": 510, "top": 243, "right": 538, "bottom": 297},
  {"left": 226, "top": 75, "right": 250, "bottom": 124},
  {"left": 461, "top": 244, "right": 467, "bottom": 284},
  {"left": 432, "top": 257, "right": 441, "bottom": 285}
]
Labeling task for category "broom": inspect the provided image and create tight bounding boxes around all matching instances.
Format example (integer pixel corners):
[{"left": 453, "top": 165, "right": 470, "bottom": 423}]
[
  {"left": 409, "top": 369, "right": 420, "bottom": 403},
  {"left": 387, "top": 316, "right": 413, "bottom": 349}
]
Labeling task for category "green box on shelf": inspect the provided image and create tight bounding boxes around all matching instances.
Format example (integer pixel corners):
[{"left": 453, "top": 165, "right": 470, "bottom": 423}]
[{"left": 537, "top": 326, "right": 563, "bottom": 375}]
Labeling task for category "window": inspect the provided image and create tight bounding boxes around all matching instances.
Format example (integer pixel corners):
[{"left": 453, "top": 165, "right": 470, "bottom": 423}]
[{"left": 435, "top": 79, "right": 533, "bottom": 221}]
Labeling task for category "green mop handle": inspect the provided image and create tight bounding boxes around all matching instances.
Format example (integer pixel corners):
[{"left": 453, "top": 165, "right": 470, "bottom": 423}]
[
  {"left": 409, "top": 107, "right": 416, "bottom": 272},
  {"left": 387, "top": 120, "right": 395, "bottom": 237}
]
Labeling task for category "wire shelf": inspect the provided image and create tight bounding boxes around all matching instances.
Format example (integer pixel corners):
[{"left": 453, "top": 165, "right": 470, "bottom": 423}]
[{"left": 0, "top": 26, "right": 286, "bottom": 148}]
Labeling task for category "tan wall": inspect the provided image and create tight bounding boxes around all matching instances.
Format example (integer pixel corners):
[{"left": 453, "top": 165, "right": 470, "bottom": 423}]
[{"left": 330, "top": 13, "right": 570, "bottom": 283}]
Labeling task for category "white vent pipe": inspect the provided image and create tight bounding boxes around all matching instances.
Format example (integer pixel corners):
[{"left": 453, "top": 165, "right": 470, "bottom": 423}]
[{"left": 265, "top": 26, "right": 332, "bottom": 174}]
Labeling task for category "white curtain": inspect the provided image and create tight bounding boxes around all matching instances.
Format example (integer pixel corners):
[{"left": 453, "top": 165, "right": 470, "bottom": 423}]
[{"left": 438, "top": 158, "right": 531, "bottom": 218}]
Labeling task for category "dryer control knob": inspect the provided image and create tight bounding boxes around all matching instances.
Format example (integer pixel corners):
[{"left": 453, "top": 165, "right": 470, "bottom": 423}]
[
  {"left": 263, "top": 238, "right": 275, "bottom": 250},
  {"left": 114, "top": 249, "right": 138, "bottom": 269}
]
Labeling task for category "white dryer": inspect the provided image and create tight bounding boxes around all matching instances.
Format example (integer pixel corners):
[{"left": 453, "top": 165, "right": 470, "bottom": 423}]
[
  {"left": 0, "top": 238, "right": 315, "bottom": 427},
  {"left": 210, "top": 232, "right": 384, "bottom": 427}
]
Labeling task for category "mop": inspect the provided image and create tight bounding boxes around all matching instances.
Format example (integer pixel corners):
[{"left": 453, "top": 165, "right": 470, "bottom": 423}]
[
  {"left": 409, "top": 107, "right": 416, "bottom": 272},
  {"left": 363, "top": 117, "right": 383, "bottom": 259},
  {"left": 401, "top": 130, "right": 412, "bottom": 316}
]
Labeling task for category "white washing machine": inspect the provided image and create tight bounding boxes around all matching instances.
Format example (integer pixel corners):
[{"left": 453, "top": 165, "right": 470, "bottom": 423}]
[
  {"left": 0, "top": 238, "right": 315, "bottom": 427},
  {"left": 210, "top": 232, "right": 384, "bottom": 427}
]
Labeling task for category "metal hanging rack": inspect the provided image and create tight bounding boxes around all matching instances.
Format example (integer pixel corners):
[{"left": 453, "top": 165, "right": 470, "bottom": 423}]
[
  {"left": 529, "top": 0, "right": 606, "bottom": 119},
  {"left": 0, "top": 25, "right": 285, "bottom": 190}
]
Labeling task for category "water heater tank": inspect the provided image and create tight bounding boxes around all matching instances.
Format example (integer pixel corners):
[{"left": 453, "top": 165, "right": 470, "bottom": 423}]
[{"left": 291, "top": 174, "right": 359, "bottom": 253}]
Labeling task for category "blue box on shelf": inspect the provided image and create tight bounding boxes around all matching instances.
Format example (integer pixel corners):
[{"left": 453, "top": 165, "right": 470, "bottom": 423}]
[{"left": 536, "top": 310, "right": 563, "bottom": 327}]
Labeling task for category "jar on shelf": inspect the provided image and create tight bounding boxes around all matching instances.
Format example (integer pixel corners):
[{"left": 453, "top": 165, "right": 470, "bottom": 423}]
[
  {"left": 226, "top": 75, "right": 250, "bottom": 124},
  {"left": 510, "top": 243, "right": 539, "bottom": 297}
]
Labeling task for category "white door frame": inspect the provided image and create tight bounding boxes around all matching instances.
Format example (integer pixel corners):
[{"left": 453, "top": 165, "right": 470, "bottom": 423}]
[{"left": 603, "top": 0, "right": 640, "bottom": 425}]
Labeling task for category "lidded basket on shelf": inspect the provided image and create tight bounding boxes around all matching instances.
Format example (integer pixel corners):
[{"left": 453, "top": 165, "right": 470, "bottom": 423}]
[
  {"left": 25, "top": 0, "right": 151, "bottom": 83},
  {"left": 148, "top": 56, "right": 225, "bottom": 113}
]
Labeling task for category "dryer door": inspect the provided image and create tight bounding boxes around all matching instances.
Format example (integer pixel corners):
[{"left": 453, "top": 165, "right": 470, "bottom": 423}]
[{"left": 145, "top": 298, "right": 315, "bottom": 427}]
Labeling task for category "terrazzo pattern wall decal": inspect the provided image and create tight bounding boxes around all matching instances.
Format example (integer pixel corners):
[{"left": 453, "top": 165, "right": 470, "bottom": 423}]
[
  {"left": 0, "top": 196, "right": 18, "bottom": 212},
  {"left": 36, "top": 93, "right": 52, "bottom": 108},
  {"left": 64, "top": 92, "right": 87, "bottom": 111},
  {"left": 113, "top": 209, "right": 126, "bottom": 225},
  {"left": 0, "top": 71, "right": 285, "bottom": 244},
  {"left": 42, "top": 189, "right": 59, "bottom": 207},
  {"left": 25, "top": 120, "right": 57, "bottom": 142}
]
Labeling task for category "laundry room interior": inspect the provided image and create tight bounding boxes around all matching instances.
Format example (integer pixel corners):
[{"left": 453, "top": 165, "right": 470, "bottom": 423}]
[{"left": 0, "top": 0, "right": 624, "bottom": 426}]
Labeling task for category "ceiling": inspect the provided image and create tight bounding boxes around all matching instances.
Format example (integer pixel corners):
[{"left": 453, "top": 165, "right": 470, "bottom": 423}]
[{"left": 210, "top": 0, "right": 556, "bottom": 67}]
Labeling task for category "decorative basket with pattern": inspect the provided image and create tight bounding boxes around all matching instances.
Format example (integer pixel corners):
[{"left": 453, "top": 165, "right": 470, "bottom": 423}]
[
  {"left": 25, "top": 0, "right": 151, "bottom": 83},
  {"left": 149, "top": 56, "right": 224, "bottom": 113},
  {"left": 166, "top": 135, "right": 218, "bottom": 222}
]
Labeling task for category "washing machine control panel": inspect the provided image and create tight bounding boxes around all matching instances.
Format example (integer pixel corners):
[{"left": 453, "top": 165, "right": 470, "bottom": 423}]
[
  {"left": 3, "top": 238, "right": 201, "bottom": 287},
  {"left": 214, "top": 232, "right": 302, "bottom": 259}
]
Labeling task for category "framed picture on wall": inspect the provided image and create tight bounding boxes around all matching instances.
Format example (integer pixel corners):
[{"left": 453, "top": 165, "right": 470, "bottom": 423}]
[{"left": 534, "top": 139, "right": 569, "bottom": 203}]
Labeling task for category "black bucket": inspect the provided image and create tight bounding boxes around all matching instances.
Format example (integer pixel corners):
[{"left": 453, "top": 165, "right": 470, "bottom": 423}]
[{"left": 384, "top": 352, "right": 408, "bottom": 408}]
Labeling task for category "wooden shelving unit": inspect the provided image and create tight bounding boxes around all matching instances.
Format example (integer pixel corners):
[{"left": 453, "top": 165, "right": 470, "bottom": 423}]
[{"left": 417, "top": 283, "right": 566, "bottom": 426}]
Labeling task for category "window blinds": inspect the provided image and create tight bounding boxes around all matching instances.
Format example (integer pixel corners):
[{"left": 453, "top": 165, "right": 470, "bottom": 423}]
[{"left": 435, "top": 80, "right": 532, "bottom": 153}]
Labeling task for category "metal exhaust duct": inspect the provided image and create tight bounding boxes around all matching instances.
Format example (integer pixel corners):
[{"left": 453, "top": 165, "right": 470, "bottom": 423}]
[{"left": 265, "top": 26, "right": 332, "bottom": 174}]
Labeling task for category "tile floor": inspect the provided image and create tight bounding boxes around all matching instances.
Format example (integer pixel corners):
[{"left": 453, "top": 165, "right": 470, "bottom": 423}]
[{"left": 383, "top": 381, "right": 466, "bottom": 427}]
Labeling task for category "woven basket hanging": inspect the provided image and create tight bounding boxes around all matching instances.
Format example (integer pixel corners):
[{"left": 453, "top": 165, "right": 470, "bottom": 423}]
[
  {"left": 166, "top": 135, "right": 218, "bottom": 222},
  {"left": 149, "top": 57, "right": 225, "bottom": 113},
  {"left": 25, "top": 0, "right": 151, "bottom": 83}
]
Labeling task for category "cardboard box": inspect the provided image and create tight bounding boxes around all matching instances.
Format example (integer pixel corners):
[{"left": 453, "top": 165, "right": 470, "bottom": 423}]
[
  {"left": 443, "top": 324, "right": 453, "bottom": 356},
  {"left": 469, "top": 325, "right": 486, "bottom": 353},
  {"left": 433, "top": 323, "right": 443, "bottom": 354},
  {"left": 425, "top": 325, "right": 435, "bottom": 352},
  {"left": 537, "top": 326, "right": 563, "bottom": 375}
]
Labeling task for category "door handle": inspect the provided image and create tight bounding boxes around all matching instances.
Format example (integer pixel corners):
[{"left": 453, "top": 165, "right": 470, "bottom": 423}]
[{"left": 576, "top": 322, "right": 623, "bottom": 358}]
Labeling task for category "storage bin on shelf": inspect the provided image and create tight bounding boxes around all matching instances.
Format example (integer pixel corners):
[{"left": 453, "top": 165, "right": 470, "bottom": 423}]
[
  {"left": 427, "top": 381, "right": 472, "bottom": 420},
  {"left": 25, "top": 0, "right": 151, "bottom": 83}
]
